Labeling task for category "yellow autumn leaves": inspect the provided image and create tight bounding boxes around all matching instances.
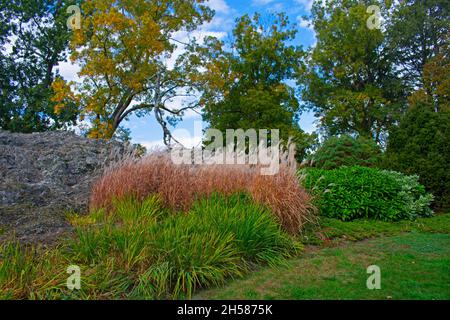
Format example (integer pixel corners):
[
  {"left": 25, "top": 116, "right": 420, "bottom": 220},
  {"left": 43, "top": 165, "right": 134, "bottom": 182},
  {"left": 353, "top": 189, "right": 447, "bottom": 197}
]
[{"left": 51, "top": 0, "right": 211, "bottom": 139}]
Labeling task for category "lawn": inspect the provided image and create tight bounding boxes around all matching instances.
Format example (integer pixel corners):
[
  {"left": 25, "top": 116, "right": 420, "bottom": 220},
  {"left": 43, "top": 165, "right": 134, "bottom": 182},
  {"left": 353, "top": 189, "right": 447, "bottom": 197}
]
[{"left": 196, "top": 215, "right": 450, "bottom": 300}]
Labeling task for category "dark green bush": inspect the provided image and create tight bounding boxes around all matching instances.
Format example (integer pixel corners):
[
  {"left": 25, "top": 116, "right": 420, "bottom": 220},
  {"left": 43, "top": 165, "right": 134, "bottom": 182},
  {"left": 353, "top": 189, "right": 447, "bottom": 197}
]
[
  {"left": 309, "top": 135, "right": 382, "bottom": 170},
  {"left": 384, "top": 104, "right": 450, "bottom": 211},
  {"left": 300, "top": 166, "right": 433, "bottom": 221}
]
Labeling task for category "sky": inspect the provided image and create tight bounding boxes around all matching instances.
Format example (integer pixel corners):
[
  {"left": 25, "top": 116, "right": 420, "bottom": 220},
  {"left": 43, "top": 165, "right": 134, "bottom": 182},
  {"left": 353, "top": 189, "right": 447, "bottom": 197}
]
[{"left": 58, "top": 0, "right": 318, "bottom": 149}]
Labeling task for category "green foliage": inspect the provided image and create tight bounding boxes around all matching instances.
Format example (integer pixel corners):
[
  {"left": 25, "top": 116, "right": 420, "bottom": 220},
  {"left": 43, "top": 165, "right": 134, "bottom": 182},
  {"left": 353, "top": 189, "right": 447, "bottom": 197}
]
[
  {"left": 310, "top": 135, "right": 382, "bottom": 169},
  {"left": 300, "top": 0, "right": 405, "bottom": 143},
  {"left": 147, "top": 194, "right": 298, "bottom": 298},
  {"left": 301, "top": 213, "right": 450, "bottom": 246},
  {"left": 0, "top": 241, "right": 36, "bottom": 294},
  {"left": 0, "top": 0, "right": 80, "bottom": 132},
  {"left": 68, "top": 195, "right": 164, "bottom": 268},
  {"left": 189, "top": 194, "right": 299, "bottom": 266},
  {"left": 113, "top": 195, "right": 165, "bottom": 226},
  {"left": 1, "top": 194, "right": 298, "bottom": 299},
  {"left": 385, "top": 104, "right": 450, "bottom": 211},
  {"left": 0, "top": 241, "right": 69, "bottom": 299},
  {"left": 301, "top": 166, "right": 434, "bottom": 221},
  {"left": 384, "top": 170, "right": 434, "bottom": 219},
  {"left": 386, "top": 0, "right": 449, "bottom": 90},
  {"left": 199, "top": 13, "right": 315, "bottom": 160},
  {"left": 151, "top": 216, "right": 242, "bottom": 299},
  {"left": 53, "top": 0, "right": 214, "bottom": 141}
]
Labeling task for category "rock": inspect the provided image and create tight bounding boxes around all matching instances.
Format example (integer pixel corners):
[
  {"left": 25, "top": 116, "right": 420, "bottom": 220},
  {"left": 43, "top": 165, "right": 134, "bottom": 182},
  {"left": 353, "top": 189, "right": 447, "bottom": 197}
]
[{"left": 0, "top": 129, "right": 128, "bottom": 244}]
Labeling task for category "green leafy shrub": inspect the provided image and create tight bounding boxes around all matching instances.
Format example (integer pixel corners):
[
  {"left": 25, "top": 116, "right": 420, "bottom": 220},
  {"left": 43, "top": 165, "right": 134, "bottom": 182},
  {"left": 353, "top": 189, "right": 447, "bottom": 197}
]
[
  {"left": 300, "top": 166, "right": 433, "bottom": 221},
  {"left": 309, "top": 135, "right": 382, "bottom": 170},
  {"left": 382, "top": 170, "right": 434, "bottom": 219}
]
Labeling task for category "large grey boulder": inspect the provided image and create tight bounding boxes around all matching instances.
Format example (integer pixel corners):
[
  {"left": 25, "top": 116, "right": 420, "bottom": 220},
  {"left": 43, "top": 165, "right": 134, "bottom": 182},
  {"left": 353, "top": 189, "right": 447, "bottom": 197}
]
[{"left": 0, "top": 130, "right": 127, "bottom": 244}]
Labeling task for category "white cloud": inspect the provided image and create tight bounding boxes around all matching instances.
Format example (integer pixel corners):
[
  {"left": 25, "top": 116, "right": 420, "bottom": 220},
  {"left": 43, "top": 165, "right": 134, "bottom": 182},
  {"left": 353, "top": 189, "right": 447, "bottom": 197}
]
[
  {"left": 296, "top": 16, "right": 314, "bottom": 31},
  {"left": 139, "top": 133, "right": 203, "bottom": 150},
  {"left": 268, "top": 2, "right": 285, "bottom": 12},
  {"left": 206, "top": 0, "right": 230, "bottom": 14},
  {"left": 2, "top": 35, "right": 17, "bottom": 55},
  {"left": 57, "top": 60, "right": 81, "bottom": 82},
  {"left": 295, "top": 0, "right": 314, "bottom": 11},
  {"left": 252, "top": 0, "right": 276, "bottom": 6}
]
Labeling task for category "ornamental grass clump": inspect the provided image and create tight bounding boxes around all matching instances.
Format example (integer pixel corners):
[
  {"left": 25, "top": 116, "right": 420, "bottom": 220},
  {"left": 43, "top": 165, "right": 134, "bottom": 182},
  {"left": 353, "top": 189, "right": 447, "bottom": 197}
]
[{"left": 90, "top": 152, "right": 315, "bottom": 234}]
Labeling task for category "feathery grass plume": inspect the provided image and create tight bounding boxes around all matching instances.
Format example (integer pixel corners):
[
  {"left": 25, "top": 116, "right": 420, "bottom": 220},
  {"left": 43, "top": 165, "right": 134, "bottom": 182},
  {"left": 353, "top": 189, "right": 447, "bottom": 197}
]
[{"left": 90, "top": 146, "right": 316, "bottom": 234}]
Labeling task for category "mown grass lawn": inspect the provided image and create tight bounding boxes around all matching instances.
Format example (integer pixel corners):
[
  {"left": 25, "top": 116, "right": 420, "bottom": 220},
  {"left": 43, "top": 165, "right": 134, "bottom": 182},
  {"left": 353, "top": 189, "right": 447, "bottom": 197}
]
[{"left": 196, "top": 217, "right": 450, "bottom": 300}]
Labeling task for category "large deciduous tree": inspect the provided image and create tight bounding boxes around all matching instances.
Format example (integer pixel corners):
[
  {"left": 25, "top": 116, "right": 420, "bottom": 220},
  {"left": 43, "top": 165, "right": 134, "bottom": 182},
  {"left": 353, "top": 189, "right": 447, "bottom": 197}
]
[
  {"left": 0, "top": 0, "right": 79, "bottom": 133},
  {"left": 386, "top": 0, "right": 449, "bottom": 91},
  {"left": 52, "top": 0, "right": 213, "bottom": 142},
  {"left": 299, "top": 0, "right": 405, "bottom": 144},
  {"left": 193, "top": 13, "right": 316, "bottom": 160}
]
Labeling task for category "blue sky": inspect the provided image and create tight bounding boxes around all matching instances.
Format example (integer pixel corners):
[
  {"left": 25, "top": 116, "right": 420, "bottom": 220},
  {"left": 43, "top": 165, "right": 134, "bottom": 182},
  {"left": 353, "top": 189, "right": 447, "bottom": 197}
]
[{"left": 59, "top": 0, "right": 318, "bottom": 149}]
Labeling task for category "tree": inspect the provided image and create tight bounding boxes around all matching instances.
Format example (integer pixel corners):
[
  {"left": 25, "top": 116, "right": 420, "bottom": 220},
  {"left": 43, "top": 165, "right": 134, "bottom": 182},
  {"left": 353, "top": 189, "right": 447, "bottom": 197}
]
[
  {"left": 408, "top": 46, "right": 449, "bottom": 113},
  {"left": 385, "top": 104, "right": 449, "bottom": 211},
  {"left": 52, "top": 0, "right": 213, "bottom": 142},
  {"left": 385, "top": 48, "right": 450, "bottom": 211},
  {"left": 386, "top": 0, "right": 449, "bottom": 91},
  {"left": 195, "top": 13, "right": 315, "bottom": 160},
  {"left": 0, "top": 0, "right": 79, "bottom": 133},
  {"left": 299, "top": 0, "right": 405, "bottom": 144}
]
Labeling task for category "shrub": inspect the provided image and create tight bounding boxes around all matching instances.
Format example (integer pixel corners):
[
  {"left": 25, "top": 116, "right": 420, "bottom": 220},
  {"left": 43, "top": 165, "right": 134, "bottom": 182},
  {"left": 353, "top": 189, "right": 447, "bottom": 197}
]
[
  {"left": 151, "top": 194, "right": 299, "bottom": 298},
  {"left": 301, "top": 166, "right": 433, "bottom": 221},
  {"left": 309, "top": 135, "right": 382, "bottom": 170},
  {"left": 382, "top": 171, "right": 434, "bottom": 219},
  {"left": 90, "top": 153, "right": 315, "bottom": 234}
]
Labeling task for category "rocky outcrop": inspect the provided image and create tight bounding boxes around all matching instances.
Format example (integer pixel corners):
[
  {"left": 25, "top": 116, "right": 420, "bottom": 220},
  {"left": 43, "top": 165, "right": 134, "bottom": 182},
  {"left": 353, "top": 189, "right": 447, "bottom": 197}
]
[{"left": 0, "top": 130, "right": 127, "bottom": 244}]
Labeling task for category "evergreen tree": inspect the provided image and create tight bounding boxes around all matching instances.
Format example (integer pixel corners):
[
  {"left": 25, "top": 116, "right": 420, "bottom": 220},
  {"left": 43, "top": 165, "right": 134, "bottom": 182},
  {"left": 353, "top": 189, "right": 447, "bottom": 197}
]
[{"left": 385, "top": 48, "right": 450, "bottom": 211}]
